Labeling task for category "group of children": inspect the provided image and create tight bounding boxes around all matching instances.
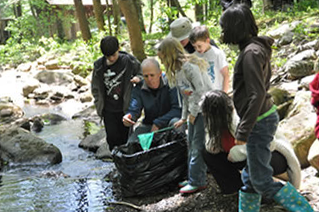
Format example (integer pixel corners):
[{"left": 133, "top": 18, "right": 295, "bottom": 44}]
[{"left": 92, "top": 3, "right": 314, "bottom": 211}]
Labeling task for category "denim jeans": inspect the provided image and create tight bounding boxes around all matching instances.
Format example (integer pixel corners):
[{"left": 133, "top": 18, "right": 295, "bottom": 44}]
[
  {"left": 187, "top": 113, "right": 207, "bottom": 187},
  {"left": 127, "top": 117, "right": 183, "bottom": 143},
  {"left": 241, "top": 111, "right": 283, "bottom": 199}
]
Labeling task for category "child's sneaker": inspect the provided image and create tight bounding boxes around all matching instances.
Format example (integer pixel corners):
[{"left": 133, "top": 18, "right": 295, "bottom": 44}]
[
  {"left": 178, "top": 180, "right": 188, "bottom": 188},
  {"left": 179, "top": 184, "right": 207, "bottom": 194}
]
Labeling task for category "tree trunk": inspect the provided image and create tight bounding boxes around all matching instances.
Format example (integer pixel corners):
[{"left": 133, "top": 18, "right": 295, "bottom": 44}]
[
  {"left": 195, "top": 3, "right": 203, "bottom": 22},
  {"left": 118, "top": 0, "right": 146, "bottom": 62},
  {"left": 263, "top": 0, "right": 273, "bottom": 12},
  {"left": 166, "top": 0, "right": 174, "bottom": 23},
  {"left": 112, "top": 0, "right": 121, "bottom": 35},
  {"left": 13, "top": 1, "right": 22, "bottom": 18},
  {"left": 208, "top": 0, "right": 218, "bottom": 21},
  {"left": 171, "top": 0, "right": 187, "bottom": 17},
  {"left": 133, "top": 0, "right": 146, "bottom": 33},
  {"left": 73, "top": 0, "right": 92, "bottom": 41},
  {"left": 28, "top": 0, "right": 41, "bottom": 37},
  {"left": 56, "top": 12, "right": 65, "bottom": 39},
  {"left": 93, "top": 0, "right": 105, "bottom": 31},
  {"left": 105, "top": 0, "right": 113, "bottom": 35},
  {"left": 148, "top": 0, "right": 154, "bottom": 33}
]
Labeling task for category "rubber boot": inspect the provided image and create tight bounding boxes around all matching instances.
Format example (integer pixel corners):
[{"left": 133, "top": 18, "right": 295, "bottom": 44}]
[
  {"left": 239, "top": 190, "right": 261, "bottom": 212},
  {"left": 274, "top": 182, "right": 314, "bottom": 212}
]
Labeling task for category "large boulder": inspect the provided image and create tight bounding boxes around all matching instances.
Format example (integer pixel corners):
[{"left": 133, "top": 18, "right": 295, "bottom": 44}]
[
  {"left": 308, "top": 139, "right": 319, "bottom": 171},
  {"left": 17, "top": 62, "right": 32, "bottom": 72},
  {"left": 284, "top": 50, "right": 317, "bottom": 79},
  {"left": 22, "top": 78, "right": 41, "bottom": 97},
  {"left": 0, "top": 100, "right": 24, "bottom": 124},
  {"left": 44, "top": 59, "right": 59, "bottom": 70},
  {"left": 269, "top": 87, "right": 292, "bottom": 119},
  {"left": 72, "top": 104, "right": 99, "bottom": 123},
  {"left": 278, "top": 90, "right": 316, "bottom": 168},
  {"left": 35, "top": 70, "right": 73, "bottom": 85},
  {"left": 79, "top": 128, "right": 106, "bottom": 152},
  {"left": 267, "top": 21, "right": 301, "bottom": 39},
  {"left": 95, "top": 142, "right": 112, "bottom": 159},
  {"left": 0, "top": 127, "right": 62, "bottom": 165},
  {"left": 40, "top": 113, "right": 67, "bottom": 125}
]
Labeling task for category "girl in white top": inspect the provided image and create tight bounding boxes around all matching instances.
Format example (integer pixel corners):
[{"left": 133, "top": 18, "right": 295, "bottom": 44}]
[{"left": 157, "top": 37, "right": 213, "bottom": 194}]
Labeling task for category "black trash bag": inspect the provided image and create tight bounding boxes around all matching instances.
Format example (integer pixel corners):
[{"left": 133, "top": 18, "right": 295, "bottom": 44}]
[{"left": 112, "top": 129, "right": 188, "bottom": 197}]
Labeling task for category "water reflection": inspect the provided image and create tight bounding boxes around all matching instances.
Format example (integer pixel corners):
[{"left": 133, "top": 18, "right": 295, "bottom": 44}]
[{"left": 0, "top": 118, "right": 114, "bottom": 212}]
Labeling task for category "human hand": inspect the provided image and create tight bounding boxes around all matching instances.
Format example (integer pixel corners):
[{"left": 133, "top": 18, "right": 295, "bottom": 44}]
[
  {"left": 227, "top": 154, "right": 234, "bottom": 162},
  {"left": 183, "top": 90, "right": 193, "bottom": 96},
  {"left": 188, "top": 115, "right": 196, "bottom": 125},
  {"left": 151, "top": 124, "right": 159, "bottom": 132},
  {"left": 122, "top": 114, "right": 135, "bottom": 127},
  {"left": 130, "top": 76, "right": 141, "bottom": 84},
  {"left": 235, "top": 139, "right": 246, "bottom": 145},
  {"left": 174, "top": 119, "right": 186, "bottom": 128}
]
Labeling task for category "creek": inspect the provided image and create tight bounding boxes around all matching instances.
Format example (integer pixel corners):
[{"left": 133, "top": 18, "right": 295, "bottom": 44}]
[{"left": 0, "top": 106, "right": 115, "bottom": 212}]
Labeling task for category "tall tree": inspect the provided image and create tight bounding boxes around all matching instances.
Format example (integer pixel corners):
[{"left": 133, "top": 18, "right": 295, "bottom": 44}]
[
  {"left": 133, "top": 0, "right": 146, "bottom": 33},
  {"left": 118, "top": 0, "right": 146, "bottom": 62},
  {"left": 263, "top": 0, "right": 273, "bottom": 12},
  {"left": 93, "top": 0, "right": 105, "bottom": 31},
  {"left": 166, "top": 0, "right": 187, "bottom": 23},
  {"left": 112, "top": 0, "right": 121, "bottom": 35},
  {"left": 105, "top": 0, "right": 113, "bottom": 35},
  {"left": 73, "top": 0, "right": 91, "bottom": 41},
  {"left": 13, "top": 0, "right": 22, "bottom": 18},
  {"left": 195, "top": 3, "right": 204, "bottom": 22},
  {"left": 148, "top": 0, "right": 154, "bottom": 33},
  {"left": 171, "top": 0, "right": 187, "bottom": 17}
]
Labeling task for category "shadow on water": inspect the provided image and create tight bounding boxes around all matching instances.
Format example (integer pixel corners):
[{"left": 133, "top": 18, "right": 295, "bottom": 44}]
[{"left": 0, "top": 108, "right": 115, "bottom": 212}]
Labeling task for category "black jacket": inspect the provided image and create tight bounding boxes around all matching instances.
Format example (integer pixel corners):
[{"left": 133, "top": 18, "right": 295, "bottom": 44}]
[
  {"left": 126, "top": 76, "right": 181, "bottom": 128},
  {"left": 233, "top": 36, "right": 274, "bottom": 141}
]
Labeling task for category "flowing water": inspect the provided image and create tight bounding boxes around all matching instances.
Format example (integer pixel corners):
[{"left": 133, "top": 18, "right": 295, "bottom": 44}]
[{"left": 0, "top": 109, "right": 115, "bottom": 212}]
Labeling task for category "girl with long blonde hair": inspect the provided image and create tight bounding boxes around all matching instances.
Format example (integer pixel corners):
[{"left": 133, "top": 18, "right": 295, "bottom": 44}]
[{"left": 157, "top": 37, "right": 213, "bottom": 194}]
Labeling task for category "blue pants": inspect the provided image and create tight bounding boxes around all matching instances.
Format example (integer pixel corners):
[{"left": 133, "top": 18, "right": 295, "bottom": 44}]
[
  {"left": 187, "top": 113, "right": 207, "bottom": 187},
  {"left": 241, "top": 112, "right": 283, "bottom": 199}
]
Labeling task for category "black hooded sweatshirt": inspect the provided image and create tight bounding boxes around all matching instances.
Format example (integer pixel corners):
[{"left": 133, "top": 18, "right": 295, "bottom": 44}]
[{"left": 233, "top": 36, "right": 274, "bottom": 142}]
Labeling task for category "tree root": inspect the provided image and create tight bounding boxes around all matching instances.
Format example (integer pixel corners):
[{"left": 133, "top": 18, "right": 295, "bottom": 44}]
[{"left": 108, "top": 201, "right": 143, "bottom": 211}]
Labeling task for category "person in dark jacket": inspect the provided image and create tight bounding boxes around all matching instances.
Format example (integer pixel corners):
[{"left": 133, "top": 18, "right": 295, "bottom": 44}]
[
  {"left": 220, "top": 4, "right": 313, "bottom": 211},
  {"left": 123, "top": 58, "right": 182, "bottom": 142},
  {"left": 91, "top": 36, "right": 143, "bottom": 151}
]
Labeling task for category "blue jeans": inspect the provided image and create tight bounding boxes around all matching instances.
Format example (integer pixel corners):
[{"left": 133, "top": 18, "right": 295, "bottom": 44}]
[
  {"left": 187, "top": 113, "right": 207, "bottom": 187},
  {"left": 127, "top": 117, "right": 183, "bottom": 143},
  {"left": 241, "top": 112, "right": 283, "bottom": 199}
]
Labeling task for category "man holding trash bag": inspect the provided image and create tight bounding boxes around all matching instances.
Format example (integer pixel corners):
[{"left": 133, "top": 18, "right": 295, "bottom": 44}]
[{"left": 123, "top": 58, "right": 183, "bottom": 143}]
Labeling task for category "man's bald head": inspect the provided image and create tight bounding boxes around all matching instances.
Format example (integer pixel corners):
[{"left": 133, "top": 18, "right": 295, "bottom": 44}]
[
  {"left": 141, "top": 58, "right": 162, "bottom": 89},
  {"left": 141, "top": 58, "right": 161, "bottom": 73}
]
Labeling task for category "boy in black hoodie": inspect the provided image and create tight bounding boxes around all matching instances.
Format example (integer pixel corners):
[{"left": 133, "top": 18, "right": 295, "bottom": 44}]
[{"left": 91, "top": 36, "right": 142, "bottom": 151}]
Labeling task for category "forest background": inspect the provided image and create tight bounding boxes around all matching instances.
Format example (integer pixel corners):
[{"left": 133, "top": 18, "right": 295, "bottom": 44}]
[{"left": 1, "top": 0, "right": 318, "bottom": 77}]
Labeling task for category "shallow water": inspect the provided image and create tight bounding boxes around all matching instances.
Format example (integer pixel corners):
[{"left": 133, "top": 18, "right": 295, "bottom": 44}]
[{"left": 0, "top": 118, "right": 115, "bottom": 212}]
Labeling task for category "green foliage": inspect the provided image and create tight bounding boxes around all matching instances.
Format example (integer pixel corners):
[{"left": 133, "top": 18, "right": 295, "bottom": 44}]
[
  {"left": 143, "top": 32, "right": 165, "bottom": 56},
  {"left": 1, "top": 0, "right": 319, "bottom": 80},
  {"left": 83, "top": 120, "right": 101, "bottom": 137},
  {"left": 0, "top": 38, "right": 42, "bottom": 67},
  {"left": 293, "top": 0, "right": 319, "bottom": 11}
]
